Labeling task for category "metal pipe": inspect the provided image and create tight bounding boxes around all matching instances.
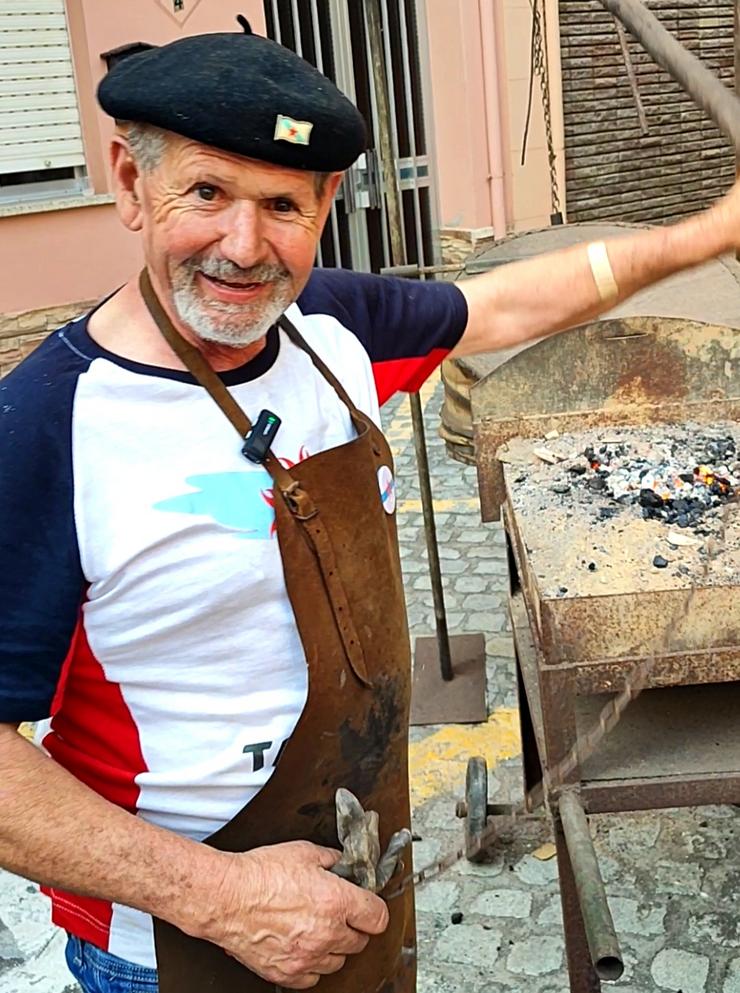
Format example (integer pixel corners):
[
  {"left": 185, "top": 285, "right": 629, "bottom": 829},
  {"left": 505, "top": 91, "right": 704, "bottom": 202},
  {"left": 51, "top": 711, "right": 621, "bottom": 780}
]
[
  {"left": 361, "top": 12, "right": 390, "bottom": 265},
  {"left": 598, "top": 0, "right": 740, "bottom": 149},
  {"left": 269, "top": 0, "right": 281, "bottom": 45},
  {"left": 558, "top": 792, "right": 624, "bottom": 982},
  {"left": 380, "top": 263, "right": 463, "bottom": 277},
  {"left": 613, "top": 17, "right": 649, "bottom": 135},
  {"left": 290, "top": 0, "right": 302, "bottom": 57},
  {"left": 366, "top": 0, "right": 453, "bottom": 681},
  {"left": 479, "top": 0, "right": 508, "bottom": 238},
  {"left": 309, "top": 0, "right": 343, "bottom": 266},
  {"left": 398, "top": 0, "right": 427, "bottom": 267},
  {"left": 409, "top": 392, "right": 453, "bottom": 680},
  {"left": 366, "top": 0, "right": 404, "bottom": 264}
]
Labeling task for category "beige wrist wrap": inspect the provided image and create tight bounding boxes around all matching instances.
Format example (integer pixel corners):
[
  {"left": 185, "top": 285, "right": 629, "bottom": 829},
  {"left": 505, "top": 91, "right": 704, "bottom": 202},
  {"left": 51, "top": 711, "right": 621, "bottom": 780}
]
[{"left": 587, "top": 241, "right": 619, "bottom": 304}]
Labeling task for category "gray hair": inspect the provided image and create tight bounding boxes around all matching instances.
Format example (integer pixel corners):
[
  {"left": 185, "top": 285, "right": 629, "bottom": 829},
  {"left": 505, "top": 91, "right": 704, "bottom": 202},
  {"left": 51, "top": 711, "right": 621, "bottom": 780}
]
[
  {"left": 125, "top": 122, "right": 169, "bottom": 172},
  {"left": 125, "top": 120, "right": 334, "bottom": 195}
]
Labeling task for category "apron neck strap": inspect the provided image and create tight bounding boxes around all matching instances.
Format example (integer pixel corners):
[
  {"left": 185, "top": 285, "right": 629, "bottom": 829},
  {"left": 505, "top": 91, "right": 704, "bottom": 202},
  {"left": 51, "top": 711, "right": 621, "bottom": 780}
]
[
  {"left": 138, "top": 268, "right": 299, "bottom": 498},
  {"left": 278, "top": 314, "right": 363, "bottom": 419}
]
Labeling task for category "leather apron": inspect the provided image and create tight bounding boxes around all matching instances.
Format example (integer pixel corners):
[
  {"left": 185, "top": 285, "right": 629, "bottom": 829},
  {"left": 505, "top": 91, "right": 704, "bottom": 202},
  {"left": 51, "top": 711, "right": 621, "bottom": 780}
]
[{"left": 139, "top": 273, "right": 416, "bottom": 993}]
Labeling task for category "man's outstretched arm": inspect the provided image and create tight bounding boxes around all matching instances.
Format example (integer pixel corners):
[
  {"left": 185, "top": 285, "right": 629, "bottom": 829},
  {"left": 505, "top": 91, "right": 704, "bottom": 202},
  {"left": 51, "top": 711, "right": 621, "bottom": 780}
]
[
  {"left": 454, "top": 183, "right": 740, "bottom": 356},
  {"left": 0, "top": 724, "right": 387, "bottom": 989}
]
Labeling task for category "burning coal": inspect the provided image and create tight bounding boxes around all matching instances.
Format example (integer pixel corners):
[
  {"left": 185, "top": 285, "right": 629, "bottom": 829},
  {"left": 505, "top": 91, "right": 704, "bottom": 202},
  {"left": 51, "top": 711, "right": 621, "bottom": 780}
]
[{"left": 576, "top": 434, "right": 737, "bottom": 528}]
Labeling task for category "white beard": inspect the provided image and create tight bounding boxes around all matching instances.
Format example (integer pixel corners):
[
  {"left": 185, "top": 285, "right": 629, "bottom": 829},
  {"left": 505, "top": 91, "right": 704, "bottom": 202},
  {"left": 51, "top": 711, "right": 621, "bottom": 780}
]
[{"left": 170, "top": 257, "right": 294, "bottom": 347}]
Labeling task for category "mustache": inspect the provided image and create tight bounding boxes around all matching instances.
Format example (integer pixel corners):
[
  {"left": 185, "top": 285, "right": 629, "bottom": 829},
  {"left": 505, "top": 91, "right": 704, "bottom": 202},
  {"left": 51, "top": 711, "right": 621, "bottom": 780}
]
[{"left": 182, "top": 255, "right": 290, "bottom": 284}]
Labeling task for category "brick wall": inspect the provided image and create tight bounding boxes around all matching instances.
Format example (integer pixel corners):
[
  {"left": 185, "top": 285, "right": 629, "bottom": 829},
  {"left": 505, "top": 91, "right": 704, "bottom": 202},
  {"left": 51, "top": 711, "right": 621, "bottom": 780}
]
[
  {"left": 0, "top": 302, "right": 94, "bottom": 378},
  {"left": 439, "top": 228, "right": 499, "bottom": 266},
  {"left": 559, "top": 0, "right": 736, "bottom": 224}
]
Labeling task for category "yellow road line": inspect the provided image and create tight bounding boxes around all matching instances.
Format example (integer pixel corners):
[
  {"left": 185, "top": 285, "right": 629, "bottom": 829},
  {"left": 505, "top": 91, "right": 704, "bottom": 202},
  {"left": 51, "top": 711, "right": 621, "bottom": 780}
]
[
  {"left": 384, "top": 375, "right": 440, "bottom": 459},
  {"left": 397, "top": 497, "right": 480, "bottom": 515},
  {"left": 408, "top": 707, "right": 521, "bottom": 806}
]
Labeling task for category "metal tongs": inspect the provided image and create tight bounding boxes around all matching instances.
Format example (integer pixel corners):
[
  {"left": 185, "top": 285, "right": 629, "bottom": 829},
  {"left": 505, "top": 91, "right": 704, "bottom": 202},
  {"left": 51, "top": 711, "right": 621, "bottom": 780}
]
[{"left": 329, "top": 788, "right": 412, "bottom": 893}]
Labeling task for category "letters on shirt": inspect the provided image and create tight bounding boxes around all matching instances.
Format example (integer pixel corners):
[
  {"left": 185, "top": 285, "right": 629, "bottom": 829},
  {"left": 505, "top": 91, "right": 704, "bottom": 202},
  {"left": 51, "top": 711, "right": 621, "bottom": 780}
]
[{"left": 243, "top": 737, "right": 290, "bottom": 773}]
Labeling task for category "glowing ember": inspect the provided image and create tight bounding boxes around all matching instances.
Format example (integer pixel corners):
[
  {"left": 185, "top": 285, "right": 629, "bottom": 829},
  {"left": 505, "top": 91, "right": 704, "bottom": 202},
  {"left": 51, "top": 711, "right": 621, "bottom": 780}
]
[{"left": 575, "top": 434, "right": 737, "bottom": 528}]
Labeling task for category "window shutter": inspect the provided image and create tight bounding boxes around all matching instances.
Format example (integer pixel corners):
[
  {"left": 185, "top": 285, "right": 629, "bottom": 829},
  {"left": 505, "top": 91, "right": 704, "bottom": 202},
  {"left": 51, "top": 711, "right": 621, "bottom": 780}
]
[{"left": 0, "top": 0, "right": 85, "bottom": 175}]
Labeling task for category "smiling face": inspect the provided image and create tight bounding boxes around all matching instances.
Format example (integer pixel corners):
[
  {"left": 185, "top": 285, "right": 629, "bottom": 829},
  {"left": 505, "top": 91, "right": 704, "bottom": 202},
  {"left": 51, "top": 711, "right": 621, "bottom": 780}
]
[{"left": 112, "top": 129, "right": 342, "bottom": 348}]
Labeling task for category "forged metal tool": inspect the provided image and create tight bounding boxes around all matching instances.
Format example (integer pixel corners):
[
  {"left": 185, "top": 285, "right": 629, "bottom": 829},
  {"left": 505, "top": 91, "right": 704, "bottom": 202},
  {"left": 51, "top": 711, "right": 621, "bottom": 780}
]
[{"left": 329, "top": 788, "right": 412, "bottom": 893}]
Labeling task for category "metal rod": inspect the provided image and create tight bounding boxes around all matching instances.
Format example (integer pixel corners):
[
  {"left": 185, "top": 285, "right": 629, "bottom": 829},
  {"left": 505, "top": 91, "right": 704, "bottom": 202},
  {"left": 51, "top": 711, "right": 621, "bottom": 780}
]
[
  {"left": 558, "top": 792, "right": 624, "bottom": 982},
  {"left": 270, "top": 0, "right": 281, "bottom": 45},
  {"left": 366, "top": 0, "right": 453, "bottom": 681},
  {"left": 381, "top": 263, "right": 464, "bottom": 277},
  {"left": 598, "top": 0, "right": 740, "bottom": 149},
  {"left": 379, "top": 0, "right": 408, "bottom": 259},
  {"left": 367, "top": 0, "right": 404, "bottom": 264},
  {"left": 309, "top": 0, "right": 343, "bottom": 267},
  {"left": 290, "top": 0, "right": 303, "bottom": 57},
  {"left": 398, "top": 0, "right": 427, "bottom": 267},
  {"left": 361, "top": 9, "right": 390, "bottom": 265},
  {"left": 409, "top": 392, "right": 453, "bottom": 680},
  {"left": 613, "top": 16, "right": 648, "bottom": 135}
]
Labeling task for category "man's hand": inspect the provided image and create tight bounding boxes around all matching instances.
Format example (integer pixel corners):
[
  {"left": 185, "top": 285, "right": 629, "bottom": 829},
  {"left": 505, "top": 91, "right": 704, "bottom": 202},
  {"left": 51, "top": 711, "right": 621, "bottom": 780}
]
[
  {"left": 205, "top": 840, "right": 389, "bottom": 989},
  {"left": 0, "top": 730, "right": 387, "bottom": 992},
  {"left": 714, "top": 175, "right": 740, "bottom": 243}
]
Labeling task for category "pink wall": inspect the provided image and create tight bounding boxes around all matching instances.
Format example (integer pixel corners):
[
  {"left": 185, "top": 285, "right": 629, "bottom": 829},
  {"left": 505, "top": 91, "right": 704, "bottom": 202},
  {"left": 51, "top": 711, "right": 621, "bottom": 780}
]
[
  {"left": 425, "top": 0, "right": 493, "bottom": 231},
  {"left": 0, "top": 0, "right": 266, "bottom": 315},
  {"left": 425, "top": 0, "right": 566, "bottom": 235}
]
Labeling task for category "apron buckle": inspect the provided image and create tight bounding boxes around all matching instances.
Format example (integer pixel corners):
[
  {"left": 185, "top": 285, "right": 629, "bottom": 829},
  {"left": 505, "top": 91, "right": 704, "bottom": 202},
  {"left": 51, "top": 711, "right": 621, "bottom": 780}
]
[{"left": 283, "top": 482, "right": 318, "bottom": 520}]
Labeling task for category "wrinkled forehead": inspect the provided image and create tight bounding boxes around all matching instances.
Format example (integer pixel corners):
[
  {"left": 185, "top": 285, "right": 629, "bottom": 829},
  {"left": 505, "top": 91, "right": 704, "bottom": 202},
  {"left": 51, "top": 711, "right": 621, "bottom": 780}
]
[{"left": 127, "top": 126, "right": 327, "bottom": 197}]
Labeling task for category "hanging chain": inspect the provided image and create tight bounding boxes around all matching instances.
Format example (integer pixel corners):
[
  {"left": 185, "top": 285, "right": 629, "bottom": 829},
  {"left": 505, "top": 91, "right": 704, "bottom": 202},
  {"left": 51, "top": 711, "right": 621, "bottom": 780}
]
[
  {"left": 522, "top": 0, "right": 563, "bottom": 224},
  {"left": 537, "top": 0, "right": 562, "bottom": 222}
]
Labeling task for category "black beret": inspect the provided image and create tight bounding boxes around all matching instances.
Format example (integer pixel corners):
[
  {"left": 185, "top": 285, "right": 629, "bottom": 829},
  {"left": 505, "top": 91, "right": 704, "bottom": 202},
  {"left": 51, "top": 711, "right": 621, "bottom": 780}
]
[{"left": 97, "top": 21, "right": 367, "bottom": 172}]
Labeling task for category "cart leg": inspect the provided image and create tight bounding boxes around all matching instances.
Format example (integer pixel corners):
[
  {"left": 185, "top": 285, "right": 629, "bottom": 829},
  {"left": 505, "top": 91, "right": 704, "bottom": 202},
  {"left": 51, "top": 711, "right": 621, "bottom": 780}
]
[
  {"left": 516, "top": 653, "right": 543, "bottom": 803},
  {"left": 554, "top": 814, "right": 602, "bottom": 993}
]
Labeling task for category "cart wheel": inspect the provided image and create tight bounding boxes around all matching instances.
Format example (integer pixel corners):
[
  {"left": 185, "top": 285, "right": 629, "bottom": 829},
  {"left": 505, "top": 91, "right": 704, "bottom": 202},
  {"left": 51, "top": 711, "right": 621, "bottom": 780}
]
[{"left": 464, "top": 756, "right": 489, "bottom": 862}]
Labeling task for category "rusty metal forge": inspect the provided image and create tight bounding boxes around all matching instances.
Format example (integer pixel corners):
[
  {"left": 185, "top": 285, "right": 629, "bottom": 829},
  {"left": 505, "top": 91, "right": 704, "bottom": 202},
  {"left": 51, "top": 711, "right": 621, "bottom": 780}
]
[{"left": 466, "top": 316, "right": 740, "bottom": 992}]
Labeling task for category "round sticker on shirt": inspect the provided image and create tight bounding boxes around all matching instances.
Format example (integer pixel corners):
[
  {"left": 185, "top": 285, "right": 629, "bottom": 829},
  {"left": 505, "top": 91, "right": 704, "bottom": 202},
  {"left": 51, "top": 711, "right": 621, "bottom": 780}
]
[{"left": 377, "top": 465, "right": 396, "bottom": 515}]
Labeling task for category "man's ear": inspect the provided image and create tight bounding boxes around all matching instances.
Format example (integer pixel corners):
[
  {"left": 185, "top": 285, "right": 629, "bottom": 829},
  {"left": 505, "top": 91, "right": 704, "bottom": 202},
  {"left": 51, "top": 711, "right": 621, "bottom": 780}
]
[{"left": 110, "top": 135, "right": 145, "bottom": 232}]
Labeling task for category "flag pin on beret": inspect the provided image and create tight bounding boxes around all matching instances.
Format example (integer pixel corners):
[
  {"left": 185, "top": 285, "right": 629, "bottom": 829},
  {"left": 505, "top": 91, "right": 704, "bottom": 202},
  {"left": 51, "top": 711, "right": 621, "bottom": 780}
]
[{"left": 274, "top": 114, "right": 313, "bottom": 146}]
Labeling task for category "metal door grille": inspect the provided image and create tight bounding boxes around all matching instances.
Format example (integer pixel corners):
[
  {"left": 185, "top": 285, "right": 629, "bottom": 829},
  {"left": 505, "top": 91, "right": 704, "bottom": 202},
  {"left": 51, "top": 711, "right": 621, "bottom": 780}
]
[{"left": 263, "top": 0, "right": 438, "bottom": 273}]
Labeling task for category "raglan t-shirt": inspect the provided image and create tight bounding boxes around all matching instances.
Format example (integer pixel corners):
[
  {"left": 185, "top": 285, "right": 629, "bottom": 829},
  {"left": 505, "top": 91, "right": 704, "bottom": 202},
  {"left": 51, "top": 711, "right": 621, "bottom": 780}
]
[{"left": 0, "top": 267, "right": 467, "bottom": 967}]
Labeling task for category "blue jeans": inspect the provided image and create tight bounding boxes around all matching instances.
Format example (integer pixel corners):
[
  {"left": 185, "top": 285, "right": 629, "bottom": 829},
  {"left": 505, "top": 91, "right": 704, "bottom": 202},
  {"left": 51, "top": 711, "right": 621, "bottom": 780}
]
[{"left": 65, "top": 935, "right": 158, "bottom": 993}]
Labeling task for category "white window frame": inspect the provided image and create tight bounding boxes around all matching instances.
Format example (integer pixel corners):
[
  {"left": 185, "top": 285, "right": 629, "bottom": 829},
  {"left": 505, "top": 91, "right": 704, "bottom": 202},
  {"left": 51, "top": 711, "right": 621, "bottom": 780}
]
[{"left": 0, "top": 0, "right": 89, "bottom": 203}]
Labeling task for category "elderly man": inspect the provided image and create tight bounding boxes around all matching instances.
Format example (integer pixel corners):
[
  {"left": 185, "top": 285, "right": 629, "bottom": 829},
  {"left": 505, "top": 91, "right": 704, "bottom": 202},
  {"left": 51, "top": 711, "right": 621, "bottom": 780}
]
[{"left": 1, "top": 19, "right": 739, "bottom": 993}]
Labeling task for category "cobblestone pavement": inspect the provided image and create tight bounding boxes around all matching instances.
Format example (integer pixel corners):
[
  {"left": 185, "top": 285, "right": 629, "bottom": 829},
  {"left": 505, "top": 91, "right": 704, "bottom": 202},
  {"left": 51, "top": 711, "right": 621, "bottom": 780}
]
[{"left": 1, "top": 375, "right": 738, "bottom": 993}]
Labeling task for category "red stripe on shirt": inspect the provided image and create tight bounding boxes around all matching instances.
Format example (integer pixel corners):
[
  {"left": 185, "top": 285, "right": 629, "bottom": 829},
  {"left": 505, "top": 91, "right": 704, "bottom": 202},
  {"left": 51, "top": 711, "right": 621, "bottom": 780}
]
[
  {"left": 41, "top": 616, "right": 147, "bottom": 950},
  {"left": 44, "top": 889, "right": 115, "bottom": 950},
  {"left": 372, "top": 349, "right": 450, "bottom": 406}
]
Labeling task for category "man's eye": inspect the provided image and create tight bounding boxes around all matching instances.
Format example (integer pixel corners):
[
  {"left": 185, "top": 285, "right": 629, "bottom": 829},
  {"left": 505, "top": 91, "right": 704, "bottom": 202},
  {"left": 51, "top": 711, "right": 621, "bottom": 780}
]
[
  {"left": 272, "top": 197, "right": 297, "bottom": 213},
  {"left": 193, "top": 184, "right": 218, "bottom": 202}
]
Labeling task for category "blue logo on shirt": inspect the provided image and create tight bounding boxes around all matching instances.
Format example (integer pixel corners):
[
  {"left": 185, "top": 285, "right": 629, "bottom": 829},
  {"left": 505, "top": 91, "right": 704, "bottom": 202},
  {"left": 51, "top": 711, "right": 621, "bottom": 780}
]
[{"left": 154, "top": 471, "right": 276, "bottom": 539}]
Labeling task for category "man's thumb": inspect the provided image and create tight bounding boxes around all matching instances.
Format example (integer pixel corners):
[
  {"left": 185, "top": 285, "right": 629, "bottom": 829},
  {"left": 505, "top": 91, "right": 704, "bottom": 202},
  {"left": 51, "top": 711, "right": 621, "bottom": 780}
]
[{"left": 314, "top": 845, "right": 342, "bottom": 870}]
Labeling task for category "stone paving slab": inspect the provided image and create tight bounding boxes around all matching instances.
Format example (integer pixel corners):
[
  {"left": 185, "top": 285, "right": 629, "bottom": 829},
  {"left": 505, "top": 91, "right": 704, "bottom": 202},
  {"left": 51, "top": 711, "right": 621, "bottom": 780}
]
[{"left": 0, "top": 377, "right": 738, "bottom": 993}]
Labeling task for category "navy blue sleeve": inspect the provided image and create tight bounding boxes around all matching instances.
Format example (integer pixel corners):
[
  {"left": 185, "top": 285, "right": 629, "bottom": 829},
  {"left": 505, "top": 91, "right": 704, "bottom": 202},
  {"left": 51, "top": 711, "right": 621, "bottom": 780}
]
[
  {"left": 0, "top": 329, "right": 87, "bottom": 721},
  {"left": 297, "top": 268, "right": 468, "bottom": 361}
]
